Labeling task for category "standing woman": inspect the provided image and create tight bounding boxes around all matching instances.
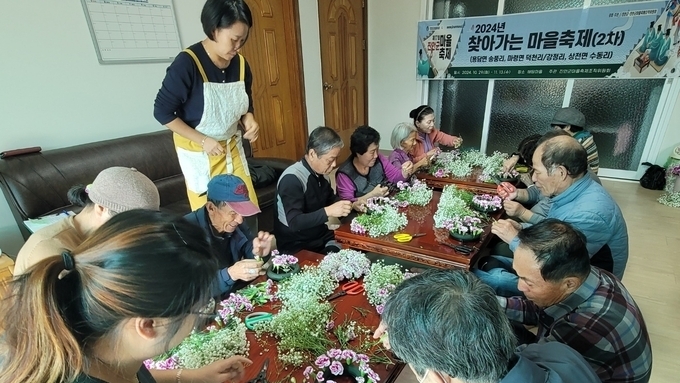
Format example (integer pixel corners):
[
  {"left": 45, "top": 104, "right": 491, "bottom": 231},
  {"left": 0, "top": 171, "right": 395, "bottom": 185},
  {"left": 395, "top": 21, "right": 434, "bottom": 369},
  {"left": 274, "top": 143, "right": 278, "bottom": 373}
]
[
  {"left": 409, "top": 105, "right": 463, "bottom": 162},
  {"left": 1, "top": 210, "right": 251, "bottom": 383},
  {"left": 154, "top": 0, "right": 259, "bottom": 211}
]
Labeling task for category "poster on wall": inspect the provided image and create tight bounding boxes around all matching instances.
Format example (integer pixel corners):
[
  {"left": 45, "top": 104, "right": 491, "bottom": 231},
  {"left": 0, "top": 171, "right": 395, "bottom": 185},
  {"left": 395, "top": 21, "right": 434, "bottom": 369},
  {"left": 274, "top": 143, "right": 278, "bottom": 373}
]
[{"left": 416, "top": 0, "right": 680, "bottom": 80}]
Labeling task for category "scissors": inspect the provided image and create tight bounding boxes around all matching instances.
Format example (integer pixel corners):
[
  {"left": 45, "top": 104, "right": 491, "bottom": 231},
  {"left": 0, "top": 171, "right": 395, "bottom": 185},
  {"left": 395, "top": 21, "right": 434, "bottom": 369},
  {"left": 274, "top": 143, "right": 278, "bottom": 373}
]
[
  {"left": 328, "top": 280, "right": 365, "bottom": 301},
  {"left": 248, "top": 358, "right": 270, "bottom": 383},
  {"left": 436, "top": 240, "right": 475, "bottom": 255},
  {"left": 244, "top": 312, "right": 273, "bottom": 330},
  {"left": 393, "top": 233, "right": 426, "bottom": 242}
]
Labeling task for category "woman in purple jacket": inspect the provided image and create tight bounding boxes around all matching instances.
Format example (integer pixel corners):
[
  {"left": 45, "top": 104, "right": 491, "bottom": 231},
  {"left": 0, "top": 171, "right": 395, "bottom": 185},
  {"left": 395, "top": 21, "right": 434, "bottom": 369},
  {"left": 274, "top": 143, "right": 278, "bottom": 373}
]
[{"left": 336, "top": 126, "right": 413, "bottom": 210}]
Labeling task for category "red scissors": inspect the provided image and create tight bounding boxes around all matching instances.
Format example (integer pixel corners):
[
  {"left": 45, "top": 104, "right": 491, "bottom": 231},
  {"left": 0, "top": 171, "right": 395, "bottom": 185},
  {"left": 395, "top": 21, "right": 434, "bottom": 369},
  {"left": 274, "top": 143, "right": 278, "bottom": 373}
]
[{"left": 327, "top": 280, "right": 364, "bottom": 301}]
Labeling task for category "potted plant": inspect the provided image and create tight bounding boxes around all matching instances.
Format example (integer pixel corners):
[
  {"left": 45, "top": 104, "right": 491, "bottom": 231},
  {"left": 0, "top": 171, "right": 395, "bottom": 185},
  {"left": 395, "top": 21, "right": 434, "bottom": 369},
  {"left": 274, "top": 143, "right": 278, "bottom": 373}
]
[
  {"left": 304, "top": 349, "right": 380, "bottom": 383},
  {"left": 446, "top": 216, "right": 484, "bottom": 242},
  {"left": 471, "top": 194, "right": 503, "bottom": 213},
  {"left": 266, "top": 250, "right": 300, "bottom": 281}
]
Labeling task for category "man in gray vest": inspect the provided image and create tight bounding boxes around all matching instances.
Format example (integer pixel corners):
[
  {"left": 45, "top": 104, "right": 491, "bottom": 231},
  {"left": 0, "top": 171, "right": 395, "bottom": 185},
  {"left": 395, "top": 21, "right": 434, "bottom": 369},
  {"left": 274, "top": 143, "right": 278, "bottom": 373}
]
[{"left": 275, "top": 127, "right": 352, "bottom": 254}]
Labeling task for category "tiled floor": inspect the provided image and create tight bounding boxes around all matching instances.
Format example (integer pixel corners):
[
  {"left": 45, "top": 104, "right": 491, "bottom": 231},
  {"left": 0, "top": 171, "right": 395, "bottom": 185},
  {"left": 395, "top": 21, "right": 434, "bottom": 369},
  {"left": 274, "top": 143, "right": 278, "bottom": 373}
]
[{"left": 394, "top": 179, "right": 680, "bottom": 383}]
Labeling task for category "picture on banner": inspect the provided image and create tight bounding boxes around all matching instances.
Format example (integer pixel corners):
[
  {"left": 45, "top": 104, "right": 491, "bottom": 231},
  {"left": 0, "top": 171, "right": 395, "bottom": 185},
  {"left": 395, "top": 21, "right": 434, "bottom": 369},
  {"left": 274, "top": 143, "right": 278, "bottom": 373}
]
[{"left": 416, "top": 0, "right": 680, "bottom": 80}]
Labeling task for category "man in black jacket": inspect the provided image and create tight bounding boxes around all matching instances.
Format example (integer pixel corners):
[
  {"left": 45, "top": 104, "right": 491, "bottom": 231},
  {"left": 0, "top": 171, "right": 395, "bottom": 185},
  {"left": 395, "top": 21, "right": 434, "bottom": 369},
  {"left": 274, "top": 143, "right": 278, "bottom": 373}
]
[{"left": 275, "top": 127, "right": 352, "bottom": 254}]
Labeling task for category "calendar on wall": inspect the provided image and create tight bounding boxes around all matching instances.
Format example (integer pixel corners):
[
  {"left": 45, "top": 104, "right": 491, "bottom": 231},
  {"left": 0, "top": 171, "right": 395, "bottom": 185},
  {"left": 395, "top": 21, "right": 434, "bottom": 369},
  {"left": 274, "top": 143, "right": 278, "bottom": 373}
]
[{"left": 81, "top": 0, "right": 182, "bottom": 64}]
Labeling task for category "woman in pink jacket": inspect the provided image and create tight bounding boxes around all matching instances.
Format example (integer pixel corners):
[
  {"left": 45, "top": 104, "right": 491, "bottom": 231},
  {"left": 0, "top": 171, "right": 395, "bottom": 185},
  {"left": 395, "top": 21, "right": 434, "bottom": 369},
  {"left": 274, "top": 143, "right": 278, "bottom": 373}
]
[{"left": 409, "top": 105, "right": 463, "bottom": 162}]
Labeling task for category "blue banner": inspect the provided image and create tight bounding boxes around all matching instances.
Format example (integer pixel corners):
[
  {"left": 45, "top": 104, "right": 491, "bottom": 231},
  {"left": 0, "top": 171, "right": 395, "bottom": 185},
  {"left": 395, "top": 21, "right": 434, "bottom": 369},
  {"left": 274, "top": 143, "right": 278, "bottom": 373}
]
[{"left": 417, "top": 0, "right": 680, "bottom": 79}]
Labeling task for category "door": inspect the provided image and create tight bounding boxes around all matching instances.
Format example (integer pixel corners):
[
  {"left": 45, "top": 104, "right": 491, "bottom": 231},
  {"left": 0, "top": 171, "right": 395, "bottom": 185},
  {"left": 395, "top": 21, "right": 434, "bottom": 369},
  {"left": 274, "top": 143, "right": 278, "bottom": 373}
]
[
  {"left": 318, "top": 0, "right": 368, "bottom": 160},
  {"left": 240, "top": 0, "right": 307, "bottom": 161}
]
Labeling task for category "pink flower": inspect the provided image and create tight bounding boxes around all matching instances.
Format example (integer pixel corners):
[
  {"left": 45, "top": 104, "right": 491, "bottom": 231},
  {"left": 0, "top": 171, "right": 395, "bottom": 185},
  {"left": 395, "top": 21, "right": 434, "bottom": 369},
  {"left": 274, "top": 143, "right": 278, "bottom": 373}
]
[
  {"left": 315, "top": 355, "right": 331, "bottom": 368},
  {"left": 327, "top": 348, "right": 342, "bottom": 358},
  {"left": 303, "top": 366, "right": 314, "bottom": 377},
  {"left": 367, "top": 370, "right": 381, "bottom": 382},
  {"left": 357, "top": 354, "right": 370, "bottom": 363},
  {"left": 326, "top": 320, "right": 336, "bottom": 331},
  {"left": 316, "top": 371, "right": 325, "bottom": 382},
  {"left": 341, "top": 350, "right": 357, "bottom": 361},
  {"left": 356, "top": 378, "right": 365, "bottom": 383},
  {"left": 375, "top": 304, "right": 385, "bottom": 314},
  {"left": 329, "top": 361, "right": 344, "bottom": 375}
]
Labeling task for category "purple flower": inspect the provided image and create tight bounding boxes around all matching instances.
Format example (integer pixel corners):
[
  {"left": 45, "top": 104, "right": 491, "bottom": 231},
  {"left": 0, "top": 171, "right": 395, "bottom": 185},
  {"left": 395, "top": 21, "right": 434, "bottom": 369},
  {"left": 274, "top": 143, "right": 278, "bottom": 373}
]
[
  {"left": 304, "top": 366, "right": 314, "bottom": 377},
  {"left": 356, "top": 378, "right": 365, "bottom": 383},
  {"left": 375, "top": 304, "right": 385, "bottom": 314},
  {"left": 329, "top": 361, "right": 344, "bottom": 375},
  {"left": 341, "top": 350, "right": 357, "bottom": 361},
  {"left": 357, "top": 354, "right": 370, "bottom": 363},
  {"left": 315, "top": 355, "right": 331, "bottom": 368},
  {"left": 367, "top": 370, "right": 381, "bottom": 382},
  {"left": 326, "top": 320, "right": 336, "bottom": 331},
  {"left": 327, "top": 348, "right": 342, "bottom": 358},
  {"left": 316, "top": 371, "right": 325, "bottom": 382}
]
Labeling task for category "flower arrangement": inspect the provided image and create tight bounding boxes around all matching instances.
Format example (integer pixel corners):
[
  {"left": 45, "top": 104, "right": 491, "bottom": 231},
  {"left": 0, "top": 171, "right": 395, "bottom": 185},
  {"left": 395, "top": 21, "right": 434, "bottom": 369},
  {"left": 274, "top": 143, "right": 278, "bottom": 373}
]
[
  {"left": 445, "top": 216, "right": 483, "bottom": 236},
  {"left": 276, "top": 266, "right": 339, "bottom": 304},
  {"left": 270, "top": 250, "right": 299, "bottom": 273},
  {"left": 214, "top": 293, "right": 254, "bottom": 327},
  {"left": 658, "top": 163, "right": 680, "bottom": 208},
  {"left": 262, "top": 298, "right": 334, "bottom": 366},
  {"left": 394, "top": 178, "right": 433, "bottom": 206},
  {"left": 174, "top": 320, "right": 250, "bottom": 369},
  {"left": 350, "top": 197, "right": 408, "bottom": 237},
  {"left": 319, "top": 249, "right": 372, "bottom": 281},
  {"left": 145, "top": 318, "right": 250, "bottom": 370},
  {"left": 304, "top": 349, "right": 380, "bottom": 383},
  {"left": 433, "top": 185, "right": 475, "bottom": 229},
  {"left": 671, "top": 164, "right": 680, "bottom": 176},
  {"left": 363, "top": 262, "right": 405, "bottom": 314},
  {"left": 471, "top": 194, "right": 503, "bottom": 212}
]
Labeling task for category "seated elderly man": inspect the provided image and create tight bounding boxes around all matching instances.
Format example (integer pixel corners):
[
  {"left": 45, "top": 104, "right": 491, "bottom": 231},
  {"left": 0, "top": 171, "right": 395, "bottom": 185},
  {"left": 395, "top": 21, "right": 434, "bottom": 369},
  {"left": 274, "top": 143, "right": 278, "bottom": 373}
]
[
  {"left": 275, "top": 126, "right": 352, "bottom": 254},
  {"left": 375, "top": 269, "right": 600, "bottom": 383},
  {"left": 500, "top": 219, "right": 652, "bottom": 383},
  {"left": 476, "top": 130, "right": 627, "bottom": 296},
  {"left": 185, "top": 174, "right": 274, "bottom": 296},
  {"left": 336, "top": 125, "right": 413, "bottom": 209}
]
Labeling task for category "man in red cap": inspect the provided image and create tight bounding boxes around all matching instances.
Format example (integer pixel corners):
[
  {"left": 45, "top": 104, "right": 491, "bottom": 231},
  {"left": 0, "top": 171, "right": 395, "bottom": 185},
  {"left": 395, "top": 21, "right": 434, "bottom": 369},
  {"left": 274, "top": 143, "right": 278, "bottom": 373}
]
[{"left": 185, "top": 174, "right": 275, "bottom": 295}]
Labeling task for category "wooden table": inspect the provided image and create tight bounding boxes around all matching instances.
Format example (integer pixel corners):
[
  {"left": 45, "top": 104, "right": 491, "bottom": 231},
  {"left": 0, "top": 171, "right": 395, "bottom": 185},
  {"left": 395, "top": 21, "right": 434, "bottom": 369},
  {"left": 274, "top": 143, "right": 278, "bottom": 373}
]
[
  {"left": 418, "top": 171, "right": 499, "bottom": 193},
  {"left": 241, "top": 250, "right": 405, "bottom": 383},
  {"left": 334, "top": 192, "right": 503, "bottom": 270}
]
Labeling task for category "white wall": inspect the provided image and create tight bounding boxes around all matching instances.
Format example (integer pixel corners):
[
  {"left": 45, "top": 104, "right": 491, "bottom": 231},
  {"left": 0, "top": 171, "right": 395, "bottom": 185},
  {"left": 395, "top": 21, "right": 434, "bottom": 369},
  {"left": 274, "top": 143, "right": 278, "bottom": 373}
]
[
  {"left": 367, "top": 0, "right": 423, "bottom": 147},
  {"left": 655, "top": 95, "right": 680, "bottom": 165}
]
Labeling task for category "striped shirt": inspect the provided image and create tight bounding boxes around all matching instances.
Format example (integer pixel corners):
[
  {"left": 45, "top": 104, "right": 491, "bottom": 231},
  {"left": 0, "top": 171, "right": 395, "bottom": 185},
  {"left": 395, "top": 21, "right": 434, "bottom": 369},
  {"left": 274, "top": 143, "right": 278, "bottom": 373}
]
[
  {"left": 499, "top": 267, "right": 652, "bottom": 383},
  {"left": 573, "top": 130, "right": 599, "bottom": 174}
]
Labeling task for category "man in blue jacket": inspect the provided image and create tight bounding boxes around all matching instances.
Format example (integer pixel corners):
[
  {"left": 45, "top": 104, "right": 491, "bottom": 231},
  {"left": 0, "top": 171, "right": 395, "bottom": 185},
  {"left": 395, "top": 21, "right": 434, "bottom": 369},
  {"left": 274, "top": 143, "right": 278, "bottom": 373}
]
[
  {"left": 185, "top": 174, "right": 274, "bottom": 296},
  {"left": 476, "top": 131, "right": 628, "bottom": 296}
]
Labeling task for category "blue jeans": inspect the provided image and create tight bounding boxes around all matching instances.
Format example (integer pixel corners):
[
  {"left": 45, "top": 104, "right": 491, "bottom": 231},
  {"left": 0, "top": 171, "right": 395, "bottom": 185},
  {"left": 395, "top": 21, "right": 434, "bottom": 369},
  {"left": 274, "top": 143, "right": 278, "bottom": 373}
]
[{"left": 473, "top": 255, "right": 523, "bottom": 297}]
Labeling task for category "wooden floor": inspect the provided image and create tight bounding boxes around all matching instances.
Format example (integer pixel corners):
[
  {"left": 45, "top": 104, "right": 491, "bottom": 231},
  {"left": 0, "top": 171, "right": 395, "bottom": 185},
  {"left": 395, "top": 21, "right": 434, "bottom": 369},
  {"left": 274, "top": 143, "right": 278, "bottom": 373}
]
[{"left": 394, "top": 179, "right": 680, "bottom": 383}]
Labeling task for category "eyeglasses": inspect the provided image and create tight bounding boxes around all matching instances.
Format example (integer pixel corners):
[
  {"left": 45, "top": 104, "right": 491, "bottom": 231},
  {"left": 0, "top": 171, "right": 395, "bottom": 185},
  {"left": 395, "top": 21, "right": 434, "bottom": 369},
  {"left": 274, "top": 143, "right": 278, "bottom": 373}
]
[{"left": 414, "top": 367, "right": 447, "bottom": 383}]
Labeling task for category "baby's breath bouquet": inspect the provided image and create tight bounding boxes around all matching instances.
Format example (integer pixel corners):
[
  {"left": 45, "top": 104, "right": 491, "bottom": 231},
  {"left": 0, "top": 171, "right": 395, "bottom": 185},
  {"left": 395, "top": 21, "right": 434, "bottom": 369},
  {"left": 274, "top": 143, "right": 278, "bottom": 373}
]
[
  {"left": 174, "top": 319, "right": 249, "bottom": 369},
  {"left": 254, "top": 266, "right": 339, "bottom": 367},
  {"left": 319, "top": 249, "right": 372, "bottom": 281},
  {"left": 394, "top": 178, "right": 433, "bottom": 206},
  {"left": 144, "top": 313, "right": 250, "bottom": 370},
  {"left": 363, "top": 262, "right": 404, "bottom": 314},
  {"left": 433, "top": 185, "right": 475, "bottom": 229},
  {"left": 350, "top": 197, "right": 407, "bottom": 237}
]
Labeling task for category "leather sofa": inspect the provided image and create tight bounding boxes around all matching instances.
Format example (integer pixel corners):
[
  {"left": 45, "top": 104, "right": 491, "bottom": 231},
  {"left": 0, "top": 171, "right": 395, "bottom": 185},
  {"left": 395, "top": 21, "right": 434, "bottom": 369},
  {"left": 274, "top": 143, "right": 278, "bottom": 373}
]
[{"left": 0, "top": 130, "right": 294, "bottom": 241}]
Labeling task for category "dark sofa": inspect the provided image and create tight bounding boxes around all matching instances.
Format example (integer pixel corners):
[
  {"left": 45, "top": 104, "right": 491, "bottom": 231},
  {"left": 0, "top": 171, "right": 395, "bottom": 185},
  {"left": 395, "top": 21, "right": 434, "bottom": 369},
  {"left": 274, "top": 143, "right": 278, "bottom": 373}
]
[{"left": 0, "top": 130, "right": 293, "bottom": 241}]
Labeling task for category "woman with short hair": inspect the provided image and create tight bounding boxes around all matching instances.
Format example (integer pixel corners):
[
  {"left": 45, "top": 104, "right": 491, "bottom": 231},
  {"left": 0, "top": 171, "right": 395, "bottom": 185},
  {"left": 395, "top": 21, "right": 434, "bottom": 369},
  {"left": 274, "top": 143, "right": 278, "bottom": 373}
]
[
  {"left": 388, "top": 121, "right": 429, "bottom": 172},
  {"left": 336, "top": 126, "right": 413, "bottom": 209}
]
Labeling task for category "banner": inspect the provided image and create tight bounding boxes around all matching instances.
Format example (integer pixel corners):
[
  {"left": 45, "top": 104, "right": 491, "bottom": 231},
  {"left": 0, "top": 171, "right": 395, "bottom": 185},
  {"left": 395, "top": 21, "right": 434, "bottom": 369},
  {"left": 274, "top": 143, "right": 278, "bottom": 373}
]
[{"left": 416, "top": 0, "right": 680, "bottom": 79}]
